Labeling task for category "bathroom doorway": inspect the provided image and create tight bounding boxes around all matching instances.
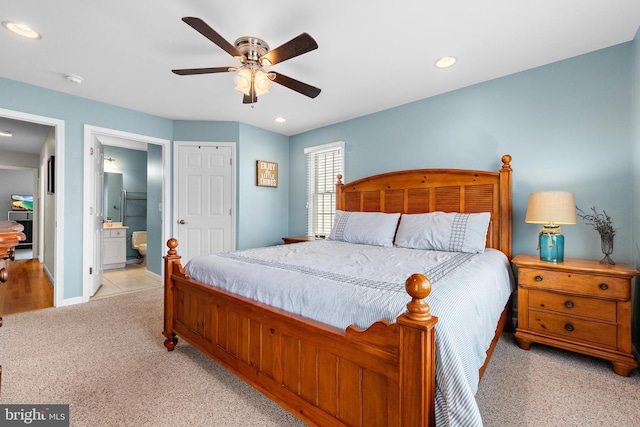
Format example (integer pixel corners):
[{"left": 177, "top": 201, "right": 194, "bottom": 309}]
[
  {"left": 92, "top": 145, "right": 158, "bottom": 299},
  {"left": 82, "top": 125, "right": 170, "bottom": 302}
]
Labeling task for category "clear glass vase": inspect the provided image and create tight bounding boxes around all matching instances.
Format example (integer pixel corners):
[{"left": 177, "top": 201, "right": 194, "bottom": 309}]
[{"left": 600, "top": 233, "right": 615, "bottom": 265}]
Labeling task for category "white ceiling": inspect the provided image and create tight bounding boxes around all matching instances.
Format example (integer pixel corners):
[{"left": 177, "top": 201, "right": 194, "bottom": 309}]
[
  {"left": 0, "top": 116, "right": 51, "bottom": 155},
  {"left": 0, "top": 0, "right": 638, "bottom": 145}
]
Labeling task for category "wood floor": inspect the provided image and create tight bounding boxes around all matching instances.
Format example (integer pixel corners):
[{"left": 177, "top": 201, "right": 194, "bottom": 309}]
[{"left": 0, "top": 258, "right": 53, "bottom": 315}]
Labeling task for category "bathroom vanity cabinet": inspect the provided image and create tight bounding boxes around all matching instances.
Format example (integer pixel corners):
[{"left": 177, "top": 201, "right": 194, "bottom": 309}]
[{"left": 103, "top": 226, "right": 127, "bottom": 270}]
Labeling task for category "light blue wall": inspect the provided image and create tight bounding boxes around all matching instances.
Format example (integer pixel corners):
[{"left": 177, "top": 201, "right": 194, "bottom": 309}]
[
  {"left": 238, "top": 123, "right": 289, "bottom": 248},
  {"left": 172, "top": 120, "right": 240, "bottom": 142},
  {"left": 290, "top": 42, "right": 635, "bottom": 264}
]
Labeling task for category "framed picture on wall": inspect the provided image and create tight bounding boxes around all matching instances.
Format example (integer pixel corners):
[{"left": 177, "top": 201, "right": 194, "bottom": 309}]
[
  {"left": 47, "top": 155, "right": 55, "bottom": 194},
  {"left": 256, "top": 160, "right": 278, "bottom": 187}
]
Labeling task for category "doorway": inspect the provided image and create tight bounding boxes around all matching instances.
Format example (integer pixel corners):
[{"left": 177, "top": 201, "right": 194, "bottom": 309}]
[
  {"left": 93, "top": 145, "right": 160, "bottom": 299},
  {"left": 82, "top": 125, "right": 170, "bottom": 302},
  {"left": 0, "top": 108, "right": 64, "bottom": 309}
]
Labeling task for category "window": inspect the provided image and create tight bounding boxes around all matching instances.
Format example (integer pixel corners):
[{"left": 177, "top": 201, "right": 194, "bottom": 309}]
[{"left": 304, "top": 141, "right": 345, "bottom": 237}]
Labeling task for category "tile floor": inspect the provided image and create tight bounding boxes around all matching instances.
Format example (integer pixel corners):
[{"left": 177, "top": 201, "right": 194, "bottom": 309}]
[{"left": 92, "top": 263, "right": 162, "bottom": 300}]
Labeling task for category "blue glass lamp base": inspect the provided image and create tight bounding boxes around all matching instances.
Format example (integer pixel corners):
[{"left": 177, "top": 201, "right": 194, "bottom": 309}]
[{"left": 539, "top": 230, "right": 564, "bottom": 263}]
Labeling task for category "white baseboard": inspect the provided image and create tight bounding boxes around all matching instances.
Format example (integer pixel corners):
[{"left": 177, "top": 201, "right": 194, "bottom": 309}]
[
  {"left": 146, "top": 270, "right": 161, "bottom": 281},
  {"left": 58, "top": 296, "right": 84, "bottom": 307}
]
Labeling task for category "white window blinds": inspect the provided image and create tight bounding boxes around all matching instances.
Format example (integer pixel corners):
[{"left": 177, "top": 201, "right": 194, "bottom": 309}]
[{"left": 304, "top": 141, "right": 345, "bottom": 237}]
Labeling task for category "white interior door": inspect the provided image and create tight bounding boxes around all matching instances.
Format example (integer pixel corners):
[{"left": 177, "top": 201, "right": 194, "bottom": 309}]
[
  {"left": 90, "top": 138, "right": 104, "bottom": 296},
  {"left": 175, "top": 143, "right": 234, "bottom": 264}
]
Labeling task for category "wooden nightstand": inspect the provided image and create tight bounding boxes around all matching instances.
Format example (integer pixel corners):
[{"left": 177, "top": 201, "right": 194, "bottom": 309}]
[
  {"left": 282, "top": 235, "right": 318, "bottom": 244},
  {"left": 512, "top": 254, "right": 640, "bottom": 376}
]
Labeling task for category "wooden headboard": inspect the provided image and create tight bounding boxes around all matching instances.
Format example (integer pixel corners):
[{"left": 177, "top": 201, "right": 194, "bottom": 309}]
[{"left": 336, "top": 154, "right": 513, "bottom": 259}]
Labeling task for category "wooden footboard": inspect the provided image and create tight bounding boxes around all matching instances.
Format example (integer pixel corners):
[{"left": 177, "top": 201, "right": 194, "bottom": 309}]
[{"left": 163, "top": 238, "right": 438, "bottom": 426}]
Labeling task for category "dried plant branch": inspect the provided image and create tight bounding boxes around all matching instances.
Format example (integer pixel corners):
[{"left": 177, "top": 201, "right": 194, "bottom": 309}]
[{"left": 576, "top": 206, "right": 616, "bottom": 236}]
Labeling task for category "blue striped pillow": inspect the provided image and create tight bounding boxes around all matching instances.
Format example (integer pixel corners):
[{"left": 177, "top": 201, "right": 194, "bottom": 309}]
[
  {"left": 328, "top": 210, "right": 401, "bottom": 247},
  {"left": 394, "top": 212, "right": 491, "bottom": 253}
]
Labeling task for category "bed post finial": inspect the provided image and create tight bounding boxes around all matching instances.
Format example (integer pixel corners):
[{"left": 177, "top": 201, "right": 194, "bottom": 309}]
[
  {"left": 166, "top": 238, "right": 178, "bottom": 257},
  {"left": 336, "top": 174, "right": 344, "bottom": 210},
  {"left": 501, "top": 154, "right": 512, "bottom": 171},
  {"left": 405, "top": 273, "right": 432, "bottom": 321}
]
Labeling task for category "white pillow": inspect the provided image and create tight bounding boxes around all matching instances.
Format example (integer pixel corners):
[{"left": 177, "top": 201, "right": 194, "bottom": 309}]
[
  {"left": 328, "top": 210, "right": 401, "bottom": 247},
  {"left": 395, "top": 212, "right": 491, "bottom": 253}
]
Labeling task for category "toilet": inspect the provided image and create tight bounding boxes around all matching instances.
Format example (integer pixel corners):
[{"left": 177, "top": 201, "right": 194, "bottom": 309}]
[{"left": 131, "top": 231, "right": 147, "bottom": 265}]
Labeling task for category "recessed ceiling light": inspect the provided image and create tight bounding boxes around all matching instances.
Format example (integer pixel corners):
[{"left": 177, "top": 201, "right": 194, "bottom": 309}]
[
  {"left": 434, "top": 56, "right": 457, "bottom": 69},
  {"left": 2, "top": 21, "right": 42, "bottom": 40},
  {"left": 274, "top": 117, "right": 287, "bottom": 123},
  {"left": 0, "top": 130, "right": 13, "bottom": 137}
]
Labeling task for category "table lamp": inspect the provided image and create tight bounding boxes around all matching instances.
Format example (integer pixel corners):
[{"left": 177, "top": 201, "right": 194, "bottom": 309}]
[{"left": 525, "top": 191, "right": 576, "bottom": 263}]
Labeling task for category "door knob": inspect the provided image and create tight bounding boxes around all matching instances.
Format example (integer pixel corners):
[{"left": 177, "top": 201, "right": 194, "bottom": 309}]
[{"left": 178, "top": 219, "right": 186, "bottom": 224}]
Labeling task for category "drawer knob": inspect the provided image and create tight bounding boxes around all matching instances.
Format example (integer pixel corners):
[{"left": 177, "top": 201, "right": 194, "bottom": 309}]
[
  {"left": 535, "top": 275, "right": 543, "bottom": 282},
  {"left": 0, "top": 268, "right": 7, "bottom": 283},
  {"left": 599, "top": 283, "right": 609, "bottom": 290},
  {"left": 564, "top": 323, "right": 574, "bottom": 332},
  {"left": 564, "top": 301, "right": 574, "bottom": 309}
]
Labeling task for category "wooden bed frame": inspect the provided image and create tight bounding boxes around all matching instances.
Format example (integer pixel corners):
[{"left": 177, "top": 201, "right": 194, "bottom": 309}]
[{"left": 163, "top": 154, "right": 513, "bottom": 426}]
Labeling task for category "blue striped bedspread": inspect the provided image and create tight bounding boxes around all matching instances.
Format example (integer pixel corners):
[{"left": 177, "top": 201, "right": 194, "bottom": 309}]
[{"left": 185, "top": 240, "right": 514, "bottom": 426}]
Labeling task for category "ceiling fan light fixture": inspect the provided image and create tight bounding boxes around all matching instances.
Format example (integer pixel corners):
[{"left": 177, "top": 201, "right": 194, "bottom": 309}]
[{"left": 234, "top": 66, "right": 272, "bottom": 97}]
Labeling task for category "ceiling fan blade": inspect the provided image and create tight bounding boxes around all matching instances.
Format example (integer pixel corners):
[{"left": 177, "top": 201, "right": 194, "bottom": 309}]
[
  {"left": 182, "top": 17, "right": 243, "bottom": 58},
  {"left": 243, "top": 81, "right": 257, "bottom": 104},
  {"left": 172, "top": 67, "right": 234, "bottom": 75},
  {"left": 261, "top": 33, "right": 318, "bottom": 66},
  {"left": 272, "top": 73, "right": 321, "bottom": 98}
]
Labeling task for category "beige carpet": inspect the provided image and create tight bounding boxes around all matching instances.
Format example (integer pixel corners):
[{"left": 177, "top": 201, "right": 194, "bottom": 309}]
[
  {"left": 1, "top": 288, "right": 638, "bottom": 426},
  {"left": 476, "top": 332, "right": 640, "bottom": 426}
]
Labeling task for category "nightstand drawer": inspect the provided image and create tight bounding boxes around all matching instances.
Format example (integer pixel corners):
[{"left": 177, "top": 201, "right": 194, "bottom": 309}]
[
  {"left": 528, "top": 289, "right": 617, "bottom": 322},
  {"left": 519, "top": 268, "right": 629, "bottom": 300},
  {"left": 528, "top": 309, "right": 617, "bottom": 348}
]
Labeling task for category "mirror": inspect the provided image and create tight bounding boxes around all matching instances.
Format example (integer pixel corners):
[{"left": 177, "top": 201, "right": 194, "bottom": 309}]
[{"left": 104, "top": 172, "right": 123, "bottom": 222}]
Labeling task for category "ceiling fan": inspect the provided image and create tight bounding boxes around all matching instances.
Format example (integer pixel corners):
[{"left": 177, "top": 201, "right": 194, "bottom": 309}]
[{"left": 172, "top": 17, "right": 321, "bottom": 105}]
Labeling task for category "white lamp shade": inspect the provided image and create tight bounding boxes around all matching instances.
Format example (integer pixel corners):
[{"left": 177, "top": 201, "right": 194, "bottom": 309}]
[{"left": 525, "top": 191, "right": 577, "bottom": 225}]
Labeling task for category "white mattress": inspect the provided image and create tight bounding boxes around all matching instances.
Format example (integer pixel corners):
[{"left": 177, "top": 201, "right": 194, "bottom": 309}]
[{"left": 185, "top": 240, "right": 514, "bottom": 426}]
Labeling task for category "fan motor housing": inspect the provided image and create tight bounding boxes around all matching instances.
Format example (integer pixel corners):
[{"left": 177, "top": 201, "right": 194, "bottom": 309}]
[{"left": 234, "top": 37, "right": 270, "bottom": 62}]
